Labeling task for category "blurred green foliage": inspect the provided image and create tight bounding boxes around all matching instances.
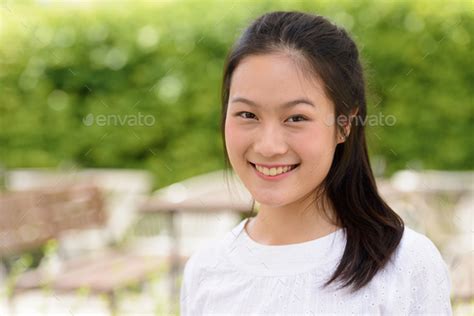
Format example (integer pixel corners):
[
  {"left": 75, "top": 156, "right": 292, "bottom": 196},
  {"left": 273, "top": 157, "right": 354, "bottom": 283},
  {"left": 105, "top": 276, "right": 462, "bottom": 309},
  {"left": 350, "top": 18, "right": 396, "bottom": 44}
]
[{"left": 0, "top": 0, "right": 472, "bottom": 188}]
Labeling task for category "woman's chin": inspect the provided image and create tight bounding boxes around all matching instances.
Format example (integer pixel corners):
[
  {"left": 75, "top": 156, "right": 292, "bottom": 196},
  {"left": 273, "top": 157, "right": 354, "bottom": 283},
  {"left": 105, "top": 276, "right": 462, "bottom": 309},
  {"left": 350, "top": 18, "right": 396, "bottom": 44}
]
[{"left": 252, "top": 193, "right": 290, "bottom": 208}]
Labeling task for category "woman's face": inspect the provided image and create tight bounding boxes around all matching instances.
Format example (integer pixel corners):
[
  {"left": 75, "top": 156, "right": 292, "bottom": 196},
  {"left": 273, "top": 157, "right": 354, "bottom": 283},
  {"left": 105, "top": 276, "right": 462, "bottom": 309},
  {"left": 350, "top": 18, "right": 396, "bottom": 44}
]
[{"left": 224, "top": 53, "right": 342, "bottom": 207}]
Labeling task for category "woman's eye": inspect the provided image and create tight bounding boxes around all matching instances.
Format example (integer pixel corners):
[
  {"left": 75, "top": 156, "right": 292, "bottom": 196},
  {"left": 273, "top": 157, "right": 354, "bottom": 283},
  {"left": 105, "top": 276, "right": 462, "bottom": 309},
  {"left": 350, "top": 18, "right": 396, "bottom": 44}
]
[
  {"left": 236, "top": 111, "right": 257, "bottom": 119},
  {"left": 287, "top": 115, "right": 308, "bottom": 123},
  {"left": 234, "top": 112, "right": 307, "bottom": 122}
]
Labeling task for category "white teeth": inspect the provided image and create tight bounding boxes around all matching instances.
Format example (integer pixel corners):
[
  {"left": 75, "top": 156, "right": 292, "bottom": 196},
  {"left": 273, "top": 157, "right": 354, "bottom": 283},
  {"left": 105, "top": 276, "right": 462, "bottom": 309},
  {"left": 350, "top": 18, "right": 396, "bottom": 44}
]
[{"left": 254, "top": 164, "right": 296, "bottom": 176}]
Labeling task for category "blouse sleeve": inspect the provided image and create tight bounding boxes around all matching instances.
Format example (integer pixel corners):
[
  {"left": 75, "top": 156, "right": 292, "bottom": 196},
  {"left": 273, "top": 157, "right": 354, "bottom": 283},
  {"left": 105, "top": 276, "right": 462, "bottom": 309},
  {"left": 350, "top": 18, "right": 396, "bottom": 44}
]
[{"left": 408, "top": 234, "right": 453, "bottom": 315}]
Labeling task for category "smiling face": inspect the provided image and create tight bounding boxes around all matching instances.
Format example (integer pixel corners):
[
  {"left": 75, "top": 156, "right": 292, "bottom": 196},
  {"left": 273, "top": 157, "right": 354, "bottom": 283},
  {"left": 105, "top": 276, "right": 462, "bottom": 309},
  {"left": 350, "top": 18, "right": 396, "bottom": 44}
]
[{"left": 224, "top": 53, "right": 342, "bottom": 208}]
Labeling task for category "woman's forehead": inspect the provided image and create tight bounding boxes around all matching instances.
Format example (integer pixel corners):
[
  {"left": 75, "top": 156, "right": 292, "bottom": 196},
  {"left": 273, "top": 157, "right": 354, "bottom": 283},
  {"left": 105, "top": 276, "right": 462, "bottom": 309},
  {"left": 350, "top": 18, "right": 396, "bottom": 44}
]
[{"left": 229, "top": 54, "right": 331, "bottom": 111}]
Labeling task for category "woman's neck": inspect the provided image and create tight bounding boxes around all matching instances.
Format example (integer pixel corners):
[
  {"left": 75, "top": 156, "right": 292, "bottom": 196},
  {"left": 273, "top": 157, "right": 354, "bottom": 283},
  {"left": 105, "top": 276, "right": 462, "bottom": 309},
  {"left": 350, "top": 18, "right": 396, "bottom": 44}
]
[{"left": 245, "top": 196, "right": 341, "bottom": 246}]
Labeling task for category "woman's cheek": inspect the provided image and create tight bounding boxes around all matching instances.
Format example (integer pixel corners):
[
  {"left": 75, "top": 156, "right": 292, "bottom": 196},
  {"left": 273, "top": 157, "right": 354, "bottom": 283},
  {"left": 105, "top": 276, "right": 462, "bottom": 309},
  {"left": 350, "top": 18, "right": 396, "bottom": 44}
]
[
  {"left": 225, "top": 120, "right": 247, "bottom": 158},
  {"left": 296, "top": 126, "right": 334, "bottom": 161}
]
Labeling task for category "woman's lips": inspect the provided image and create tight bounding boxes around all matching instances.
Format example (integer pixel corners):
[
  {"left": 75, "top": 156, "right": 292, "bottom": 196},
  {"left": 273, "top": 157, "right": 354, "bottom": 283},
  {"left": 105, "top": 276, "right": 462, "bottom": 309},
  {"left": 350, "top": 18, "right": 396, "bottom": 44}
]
[{"left": 248, "top": 161, "right": 300, "bottom": 180}]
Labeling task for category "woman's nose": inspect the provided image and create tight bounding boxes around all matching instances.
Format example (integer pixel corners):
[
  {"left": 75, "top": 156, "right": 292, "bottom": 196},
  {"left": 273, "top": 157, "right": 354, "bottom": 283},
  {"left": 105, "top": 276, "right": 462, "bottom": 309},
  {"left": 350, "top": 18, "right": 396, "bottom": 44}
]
[{"left": 253, "top": 125, "right": 288, "bottom": 157}]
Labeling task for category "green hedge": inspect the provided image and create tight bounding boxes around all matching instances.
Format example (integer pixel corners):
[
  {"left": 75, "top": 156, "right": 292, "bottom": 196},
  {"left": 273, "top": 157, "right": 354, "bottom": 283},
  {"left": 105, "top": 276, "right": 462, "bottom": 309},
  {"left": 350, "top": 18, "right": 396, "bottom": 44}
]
[{"left": 0, "top": 0, "right": 472, "bottom": 188}]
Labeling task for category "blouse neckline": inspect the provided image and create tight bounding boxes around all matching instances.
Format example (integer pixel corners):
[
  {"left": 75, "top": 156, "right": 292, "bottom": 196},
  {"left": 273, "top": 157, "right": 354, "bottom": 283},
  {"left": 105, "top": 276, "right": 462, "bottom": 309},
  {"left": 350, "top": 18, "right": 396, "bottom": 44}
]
[{"left": 223, "top": 217, "right": 347, "bottom": 277}]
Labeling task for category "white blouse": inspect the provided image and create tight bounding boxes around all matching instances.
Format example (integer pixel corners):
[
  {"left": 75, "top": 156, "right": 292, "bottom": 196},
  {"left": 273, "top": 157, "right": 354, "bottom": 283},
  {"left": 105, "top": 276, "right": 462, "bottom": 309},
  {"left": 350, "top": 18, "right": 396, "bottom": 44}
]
[{"left": 180, "top": 218, "right": 452, "bottom": 315}]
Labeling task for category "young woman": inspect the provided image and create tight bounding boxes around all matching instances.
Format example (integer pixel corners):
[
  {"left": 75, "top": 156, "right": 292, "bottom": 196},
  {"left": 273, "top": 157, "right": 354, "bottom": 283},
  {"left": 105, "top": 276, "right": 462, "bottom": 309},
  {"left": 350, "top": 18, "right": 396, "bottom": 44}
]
[{"left": 180, "top": 11, "right": 452, "bottom": 315}]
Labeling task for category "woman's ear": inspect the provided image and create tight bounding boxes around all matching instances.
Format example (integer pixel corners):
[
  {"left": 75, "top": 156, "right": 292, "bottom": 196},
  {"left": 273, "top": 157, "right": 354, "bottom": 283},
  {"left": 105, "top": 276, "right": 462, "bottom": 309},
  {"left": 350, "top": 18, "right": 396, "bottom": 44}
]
[{"left": 337, "top": 108, "right": 359, "bottom": 143}]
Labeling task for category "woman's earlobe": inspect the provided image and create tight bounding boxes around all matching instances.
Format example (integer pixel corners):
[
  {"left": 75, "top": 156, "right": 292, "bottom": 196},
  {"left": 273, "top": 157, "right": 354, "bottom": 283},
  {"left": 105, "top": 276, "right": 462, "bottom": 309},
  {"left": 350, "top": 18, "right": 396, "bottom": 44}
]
[{"left": 338, "top": 134, "right": 347, "bottom": 143}]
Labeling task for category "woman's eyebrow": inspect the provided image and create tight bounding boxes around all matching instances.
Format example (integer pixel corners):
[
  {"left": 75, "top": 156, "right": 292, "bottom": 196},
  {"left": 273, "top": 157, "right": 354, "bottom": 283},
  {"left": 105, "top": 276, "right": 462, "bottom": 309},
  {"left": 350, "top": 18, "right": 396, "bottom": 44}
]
[{"left": 230, "top": 96, "right": 315, "bottom": 108}]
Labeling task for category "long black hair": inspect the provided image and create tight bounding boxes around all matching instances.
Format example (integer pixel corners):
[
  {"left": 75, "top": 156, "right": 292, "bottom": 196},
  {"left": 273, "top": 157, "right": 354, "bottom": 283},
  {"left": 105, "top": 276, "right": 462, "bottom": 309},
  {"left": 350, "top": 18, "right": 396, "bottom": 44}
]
[{"left": 220, "top": 11, "right": 404, "bottom": 293}]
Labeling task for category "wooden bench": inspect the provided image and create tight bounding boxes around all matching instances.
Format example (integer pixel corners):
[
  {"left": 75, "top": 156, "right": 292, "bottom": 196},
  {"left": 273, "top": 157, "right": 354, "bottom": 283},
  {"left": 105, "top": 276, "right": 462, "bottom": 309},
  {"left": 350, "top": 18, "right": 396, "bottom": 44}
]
[
  {"left": 0, "top": 185, "right": 106, "bottom": 258},
  {"left": 0, "top": 185, "right": 178, "bottom": 315}
]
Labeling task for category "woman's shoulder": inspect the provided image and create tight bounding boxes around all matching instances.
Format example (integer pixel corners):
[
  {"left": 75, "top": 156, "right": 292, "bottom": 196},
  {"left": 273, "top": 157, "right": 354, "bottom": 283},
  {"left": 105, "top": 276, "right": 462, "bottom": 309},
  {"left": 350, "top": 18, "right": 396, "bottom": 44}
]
[
  {"left": 394, "top": 226, "right": 447, "bottom": 264},
  {"left": 379, "top": 226, "right": 453, "bottom": 313},
  {"left": 183, "top": 238, "right": 227, "bottom": 275},
  {"left": 180, "top": 226, "right": 240, "bottom": 314},
  {"left": 182, "top": 220, "right": 245, "bottom": 277},
  {"left": 387, "top": 225, "right": 451, "bottom": 284}
]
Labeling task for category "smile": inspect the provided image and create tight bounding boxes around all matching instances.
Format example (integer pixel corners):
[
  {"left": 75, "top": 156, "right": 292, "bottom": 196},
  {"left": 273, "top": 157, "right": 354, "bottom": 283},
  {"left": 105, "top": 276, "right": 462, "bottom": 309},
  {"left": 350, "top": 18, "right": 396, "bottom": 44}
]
[{"left": 249, "top": 162, "right": 300, "bottom": 179}]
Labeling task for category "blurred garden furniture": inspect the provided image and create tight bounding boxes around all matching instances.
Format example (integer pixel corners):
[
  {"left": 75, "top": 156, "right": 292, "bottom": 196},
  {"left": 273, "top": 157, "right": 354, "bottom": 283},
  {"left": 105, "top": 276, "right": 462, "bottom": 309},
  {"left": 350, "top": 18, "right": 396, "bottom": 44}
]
[
  {"left": 0, "top": 183, "right": 171, "bottom": 315},
  {"left": 140, "top": 169, "right": 254, "bottom": 302},
  {"left": 0, "top": 185, "right": 106, "bottom": 259},
  {"left": 5, "top": 168, "right": 153, "bottom": 243}
]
